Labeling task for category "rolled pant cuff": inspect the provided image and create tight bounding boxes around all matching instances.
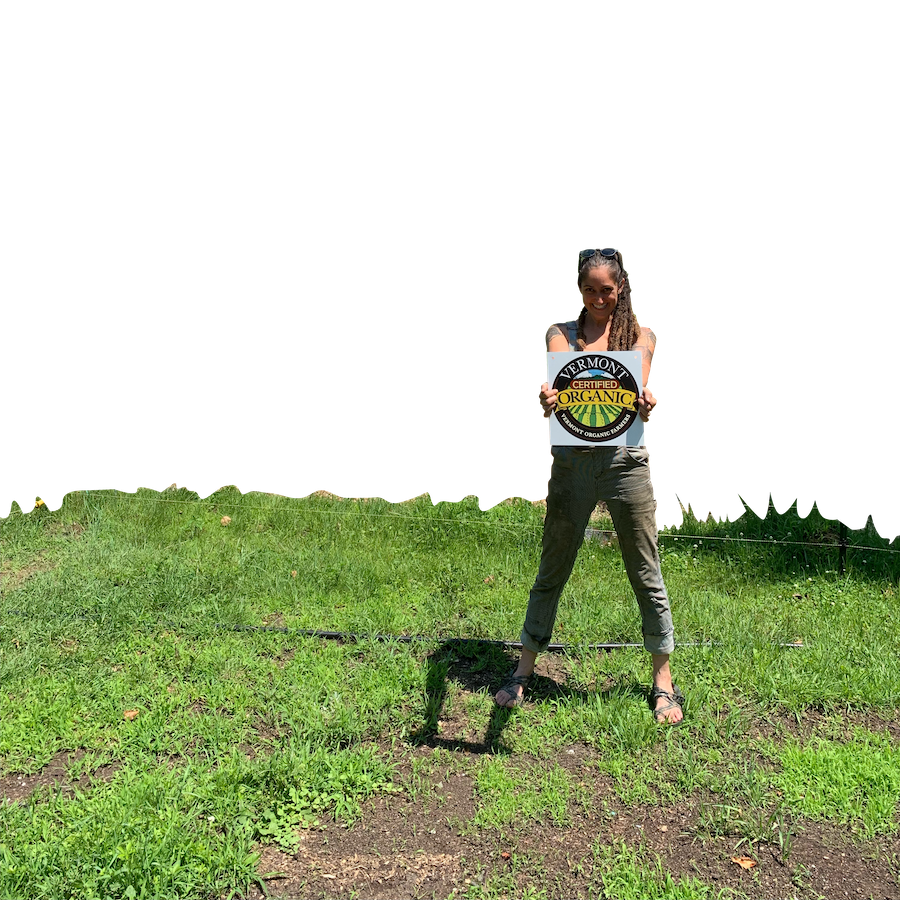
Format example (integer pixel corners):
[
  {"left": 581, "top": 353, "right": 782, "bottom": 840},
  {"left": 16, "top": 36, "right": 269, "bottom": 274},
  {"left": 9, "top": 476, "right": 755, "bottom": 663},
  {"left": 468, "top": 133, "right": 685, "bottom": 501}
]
[
  {"left": 519, "top": 627, "right": 547, "bottom": 655},
  {"left": 644, "top": 633, "right": 675, "bottom": 655}
]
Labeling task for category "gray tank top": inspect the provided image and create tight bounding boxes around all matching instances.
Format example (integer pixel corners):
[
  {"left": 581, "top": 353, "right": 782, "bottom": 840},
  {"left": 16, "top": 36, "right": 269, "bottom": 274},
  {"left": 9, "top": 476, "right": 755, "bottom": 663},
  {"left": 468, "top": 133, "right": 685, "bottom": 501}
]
[{"left": 561, "top": 320, "right": 578, "bottom": 351}]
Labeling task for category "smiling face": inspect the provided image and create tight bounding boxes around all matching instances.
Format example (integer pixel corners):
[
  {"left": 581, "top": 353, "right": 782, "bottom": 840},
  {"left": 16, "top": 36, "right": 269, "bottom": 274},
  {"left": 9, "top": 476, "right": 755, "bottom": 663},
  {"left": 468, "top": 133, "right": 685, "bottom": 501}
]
[{"left": 579, "top": 265, "right": 623, "bottom": 328}]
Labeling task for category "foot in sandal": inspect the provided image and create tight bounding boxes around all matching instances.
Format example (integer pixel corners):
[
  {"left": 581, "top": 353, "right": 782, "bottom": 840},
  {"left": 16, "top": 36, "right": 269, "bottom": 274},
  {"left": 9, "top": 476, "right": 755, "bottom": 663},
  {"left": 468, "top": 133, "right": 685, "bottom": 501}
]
[{"left": 494, "top": 669, "right": 533, "bottom": 708}]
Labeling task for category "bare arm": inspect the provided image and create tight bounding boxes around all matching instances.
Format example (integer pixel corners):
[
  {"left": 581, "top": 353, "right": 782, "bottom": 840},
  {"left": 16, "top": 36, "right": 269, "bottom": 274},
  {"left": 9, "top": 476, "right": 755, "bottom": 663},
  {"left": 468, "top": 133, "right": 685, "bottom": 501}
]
[
  {"left": 633, "top": 327, "right": 658, "bottom": 421},
  {"left": 633, "top": 326, "right": 657, "bottom": 389},
  {"left": 546, "top": 323, "right": 570, "bottom": 352},
  {"left": 540, "top": 323, "right": 570, "bottom": 416}
]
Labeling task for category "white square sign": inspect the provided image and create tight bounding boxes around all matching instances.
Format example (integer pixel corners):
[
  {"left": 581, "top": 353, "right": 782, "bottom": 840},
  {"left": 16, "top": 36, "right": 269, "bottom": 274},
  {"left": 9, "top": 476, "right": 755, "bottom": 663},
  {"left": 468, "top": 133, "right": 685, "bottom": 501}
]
[{"left": 547, "top": 351, "right": 645, "bottom": 447}]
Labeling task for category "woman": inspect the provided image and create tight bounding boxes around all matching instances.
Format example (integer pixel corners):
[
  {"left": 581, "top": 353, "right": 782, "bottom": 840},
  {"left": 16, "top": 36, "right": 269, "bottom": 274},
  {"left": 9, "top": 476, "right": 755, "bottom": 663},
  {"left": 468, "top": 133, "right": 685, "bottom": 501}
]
[{"left": 495, "top": 248, "right": 683, "bottom": 724}]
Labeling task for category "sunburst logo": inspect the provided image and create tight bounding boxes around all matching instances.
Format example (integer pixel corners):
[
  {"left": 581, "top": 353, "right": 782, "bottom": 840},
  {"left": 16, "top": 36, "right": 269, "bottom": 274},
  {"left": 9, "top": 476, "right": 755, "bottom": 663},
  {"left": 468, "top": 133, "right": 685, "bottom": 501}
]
[{"left": 551, "top": 353, "right": 640, "bottom": 442}]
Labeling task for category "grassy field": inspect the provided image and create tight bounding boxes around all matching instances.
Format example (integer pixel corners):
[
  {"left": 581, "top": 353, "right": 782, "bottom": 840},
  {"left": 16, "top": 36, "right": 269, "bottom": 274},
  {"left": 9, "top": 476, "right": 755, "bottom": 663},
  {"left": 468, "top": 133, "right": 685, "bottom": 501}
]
[{"left": 2, "top": 488, "right": 899, "bottom": 899}]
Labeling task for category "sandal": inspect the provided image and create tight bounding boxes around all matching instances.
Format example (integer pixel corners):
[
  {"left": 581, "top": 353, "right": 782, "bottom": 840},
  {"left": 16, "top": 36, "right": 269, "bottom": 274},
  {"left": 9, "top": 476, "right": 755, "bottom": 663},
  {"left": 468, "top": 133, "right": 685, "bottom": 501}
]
[
  {"left": 495, "top": 670, "right": 533, "bottom": 708},
  {"left": 649, "top": 684, "right": 685, "bottom": 724}
]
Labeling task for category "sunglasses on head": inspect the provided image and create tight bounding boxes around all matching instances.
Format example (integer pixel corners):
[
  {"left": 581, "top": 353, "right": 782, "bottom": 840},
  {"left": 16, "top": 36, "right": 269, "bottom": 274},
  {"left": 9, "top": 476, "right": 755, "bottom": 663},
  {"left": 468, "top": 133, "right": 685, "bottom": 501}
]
[{"left": 578, "top": 248, "right": 618, "bottom": 271}]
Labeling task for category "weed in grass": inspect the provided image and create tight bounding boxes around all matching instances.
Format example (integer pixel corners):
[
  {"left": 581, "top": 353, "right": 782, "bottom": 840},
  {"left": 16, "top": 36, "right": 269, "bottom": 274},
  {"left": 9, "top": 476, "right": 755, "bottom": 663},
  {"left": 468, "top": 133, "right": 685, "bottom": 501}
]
[
  {"left": 403, "top": 748, "right": 461, "bottom": 811},
  {"left": 697, "top": 800, "right": 743, "bottom": 839},
  {"left": 692, "top": 753, "right": 799, "bottom": 863},
  {"left": 589, "top": 841, "right": 725, "bottom": 899},
  {"left": 658, "top": 740, "right": 713, "bottom": 799},
  {"left": 240, "top": 740, "right": 397, "bottom": 850},
  {"left": 0, "top": 764, "right": 262, "bottom": 900},
  {"left": 732, "top": 799, "right": 796, "bottom": 864},
  {"left": 460, "top": 852, "right": 550, "bottom": 900},
  {"left": 605, "top": 695, "right": 659, "bottom": 751},
  {"left": 790, "top": 861, "right": 812, "bottom": 890},
  {"left": 464, "top": 877, "right": 549, "bottom": 900},
  {"left": 770, "top": 804, "right": 795, "bottom": 862}
]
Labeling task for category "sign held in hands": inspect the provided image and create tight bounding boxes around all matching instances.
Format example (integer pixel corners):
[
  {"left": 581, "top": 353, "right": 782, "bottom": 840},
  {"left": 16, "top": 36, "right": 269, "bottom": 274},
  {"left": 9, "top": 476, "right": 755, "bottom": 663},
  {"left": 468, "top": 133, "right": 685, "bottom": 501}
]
[{"left": 547, "top": 351, "right": 645, "bottom": 447}]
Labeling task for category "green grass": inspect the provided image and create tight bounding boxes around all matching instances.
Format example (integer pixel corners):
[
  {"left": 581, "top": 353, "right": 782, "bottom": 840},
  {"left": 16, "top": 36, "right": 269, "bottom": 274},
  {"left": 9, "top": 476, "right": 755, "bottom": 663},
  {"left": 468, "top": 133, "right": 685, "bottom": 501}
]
[
  {"left": 588, "top": 841, "right": 726, "bottom": 899},
  {"left": 472, "top": 757, "right": 575, "bottom": 830},
  {"left": 774, "top": 728, "right": 900, "bottom": 837},
  {"left": 2, "top": 488, "right": 900, "bottom": 897}
]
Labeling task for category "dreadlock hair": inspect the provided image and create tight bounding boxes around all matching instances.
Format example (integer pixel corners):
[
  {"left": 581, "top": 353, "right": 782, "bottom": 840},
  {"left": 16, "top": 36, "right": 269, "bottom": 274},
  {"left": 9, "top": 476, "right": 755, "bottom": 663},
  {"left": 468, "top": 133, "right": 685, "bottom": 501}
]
[{"left": 575, "top": 250, "right": 641, "bottom": 351}]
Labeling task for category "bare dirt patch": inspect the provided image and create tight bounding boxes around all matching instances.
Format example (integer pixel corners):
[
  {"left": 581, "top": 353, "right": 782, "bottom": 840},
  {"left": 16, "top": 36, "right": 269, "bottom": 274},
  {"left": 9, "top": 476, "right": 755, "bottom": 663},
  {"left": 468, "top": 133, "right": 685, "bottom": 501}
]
[
  {"left": 0, "top": 522, "right": 85, "bottom": 594},
  {"left": 0, "top": 750, "right": 120, "bottom": 804},
  {"left": 751, "top": 706, "right": 900, "bottom": 745},
  {"left": 46, "top": 521, "right": 86, "bottom": 540},
  {"left": 598, "top": 793, "right": 900, "bottom": 900},
  {"left": 0, "top": 551, "right": 56, "bottom": 592},
  {"left": 239, "top": 743, "right": 900, "bottom": 900},
  {"left": 245, "top": 759, "right": 479, "bottom": 900}
]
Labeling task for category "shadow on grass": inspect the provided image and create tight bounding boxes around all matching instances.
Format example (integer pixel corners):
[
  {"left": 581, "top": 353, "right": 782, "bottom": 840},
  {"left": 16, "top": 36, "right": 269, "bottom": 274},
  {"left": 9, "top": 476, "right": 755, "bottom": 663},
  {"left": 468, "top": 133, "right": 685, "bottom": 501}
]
[
  {"left": 408, "top": 639, "right": 516, "bottom": 754},
  {"left": 409, "top": 640, "right": 648, "bottom": 755}
]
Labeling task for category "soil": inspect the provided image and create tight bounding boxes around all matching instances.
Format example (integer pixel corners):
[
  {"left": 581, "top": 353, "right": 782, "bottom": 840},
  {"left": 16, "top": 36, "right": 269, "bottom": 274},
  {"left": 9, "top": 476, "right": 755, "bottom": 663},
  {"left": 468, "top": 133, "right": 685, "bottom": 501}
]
[
  {"left": 3, "top": 643, "right": 898, "bottom": 899},
  {"left": 5, "top": 744, "right": 896, "bottom": 900},
  {"left": 241, "top": 742, "right": 900, "bottom": 900},
  {"left": 0, "top": 750, "right": 119, "bottom": 804}
]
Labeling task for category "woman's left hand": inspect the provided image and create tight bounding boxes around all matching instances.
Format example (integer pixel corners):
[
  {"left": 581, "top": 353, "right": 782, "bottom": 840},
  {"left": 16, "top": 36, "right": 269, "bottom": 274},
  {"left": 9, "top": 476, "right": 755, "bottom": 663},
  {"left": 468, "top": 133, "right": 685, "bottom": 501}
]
[{"left": 637, "top": 389, "right": 657, "bottom": 422}]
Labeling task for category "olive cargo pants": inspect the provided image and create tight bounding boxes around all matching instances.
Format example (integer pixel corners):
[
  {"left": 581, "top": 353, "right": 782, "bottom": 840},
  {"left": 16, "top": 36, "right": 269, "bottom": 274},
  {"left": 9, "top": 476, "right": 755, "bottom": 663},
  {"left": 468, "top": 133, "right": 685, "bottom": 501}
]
[{"left": 521, "top": 445, "right": 675, "bottom": 656}]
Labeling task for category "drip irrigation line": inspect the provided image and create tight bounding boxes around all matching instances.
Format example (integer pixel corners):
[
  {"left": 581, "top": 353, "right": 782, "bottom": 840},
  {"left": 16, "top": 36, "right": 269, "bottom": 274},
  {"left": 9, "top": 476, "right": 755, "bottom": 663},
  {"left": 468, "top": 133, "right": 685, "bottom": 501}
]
[
  {"left": 0, "top": 608, "right": 805, "bottom": 650},
  {"left": 222, "top": 624, "right": 808, "bottom": 650},
  {"left": 222, "top": 624, "right": 643, "bottom": 650}
]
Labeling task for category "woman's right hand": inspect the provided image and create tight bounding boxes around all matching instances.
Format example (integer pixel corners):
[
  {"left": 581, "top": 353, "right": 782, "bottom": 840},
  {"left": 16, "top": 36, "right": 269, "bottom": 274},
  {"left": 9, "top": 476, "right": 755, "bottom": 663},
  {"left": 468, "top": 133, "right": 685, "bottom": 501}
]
[{"left": 539, "top": 382, "right": 558, "bottom": 418}]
